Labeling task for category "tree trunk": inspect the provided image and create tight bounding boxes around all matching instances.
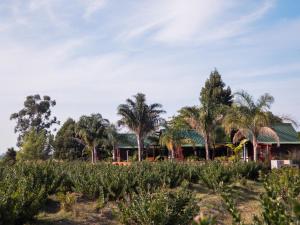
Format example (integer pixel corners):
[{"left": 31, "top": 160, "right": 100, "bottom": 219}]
[
  {"left": 94, "top": 146, "right": 97, "bottom": 163},
  {"left": 204, "top": 134, "right": 210, "bottom": 160},
  {"left": 137, "top": 135, "right": 143, "bottom": 162},
  {"left": 253, "top": 137, "right": 258, "bottom": 162},
  {"left": 205, "top": 141, "right": 210, "bottom": 160},
  {"left": 91, "top": 147, "right": 94, "bottom": 164}
]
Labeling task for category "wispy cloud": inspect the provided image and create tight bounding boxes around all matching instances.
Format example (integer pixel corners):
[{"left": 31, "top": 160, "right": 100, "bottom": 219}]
[
  {"left": 0, "top": 0, "right": 300, "bottom": 152},
  {"left": 117, "top": 0, "right": 274, "bottom": 45}
]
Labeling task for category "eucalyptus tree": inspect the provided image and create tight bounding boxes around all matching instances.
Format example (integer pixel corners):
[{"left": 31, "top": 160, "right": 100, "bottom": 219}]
[
  {"left": 223, "top": 91, "right": 280, "bottom": 161},
  {"left": 117, "top": 93, "right": 165, "bottom": 161},
  {"left": 10, "top": 94, "right": 59, "bottom": 146},
  {"left": 76, "top": 114, "right": 110, "bottom": 163}
]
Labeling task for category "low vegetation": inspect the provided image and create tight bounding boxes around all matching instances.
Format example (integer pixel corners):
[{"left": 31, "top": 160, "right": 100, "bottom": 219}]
[{"left": 1, "top": 161, "right": 299, "bottom": 225}]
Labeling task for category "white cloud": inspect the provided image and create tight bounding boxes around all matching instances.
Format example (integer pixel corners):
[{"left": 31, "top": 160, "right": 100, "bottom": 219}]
[
  {"left": 117, "top": 0, "right": 274, "bottom": 45},
  {"left": 81, "top": 0, "right": 107, "bottom": 19}
]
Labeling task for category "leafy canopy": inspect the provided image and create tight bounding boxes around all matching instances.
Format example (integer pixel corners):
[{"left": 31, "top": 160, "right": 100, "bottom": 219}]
[
  {"left": 54, "top": 118, "right": 85, "bottom": 160},
  {"left": 10, "top": 94, "right": 59, "bottom": 146},
  {"left": 17, "top": 129, "right": 51, "bottom": 160},
  {"left": 117, "top": 93, "right": 165, "bottom": 138}
]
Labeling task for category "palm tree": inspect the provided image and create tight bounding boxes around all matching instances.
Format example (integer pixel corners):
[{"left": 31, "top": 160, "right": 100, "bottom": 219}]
[
  {"left": 223, "top": 91, "right": 280, "bottom": 161},
  {"left": 160, "top": 125, "right": 195, "bottom": 160},
  {"left": 76, "top": 114, "right": 109, "bottom": 163},
  {"left": 117, "top": 93, "right": 165, "bottom": 161},
  {"left": 176, "top": 106, "right": 214, "bottom": 160}
]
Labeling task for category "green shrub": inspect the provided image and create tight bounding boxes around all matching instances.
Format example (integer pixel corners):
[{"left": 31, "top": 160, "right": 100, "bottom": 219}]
[
  {"left": 56, "top": 192, "right": 77, "bottom": 212},
  {"left": 119, "top": 188, "right": 199, "bottom": 225},
  {"left": 231, "top": 161, "right": 268, "bottom": 181},
  {"left": 0, "top": 162, "right": 65, "bottom": 225},
  {"left": 256, "top": 167, "right": 300, "bottom": 225},
  {"left": 198, "top": 161, "right": 233, "bottom": 192}
]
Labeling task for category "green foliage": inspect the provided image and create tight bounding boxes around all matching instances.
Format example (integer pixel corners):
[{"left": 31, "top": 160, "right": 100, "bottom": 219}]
[
  {"left": 76, "top": 114, "right": 110, "bottom": 163},
  {"left": 221, "top": 191, "right": 243, "bottom": 225},
  {"left": 223, "top": 91, "right": 279, "bottom": 161},
  {"left": 220, "top": 167, "right": 300, "bottom": 225},
  {"left": 198, "top": 161, "right": 232, "bottom": 192},
  {"left": 54, "top": 118, "right": 85, "bottom": 160},
  {"left": 226, "top": 139, "right": 248, "bottom": 161},
  {"left": 117, "top": 93, "right": 165, "bottom": 161},
  {"left": 198, "top": 161, "right": 266, "bottom": 192},
  {"left": 0, "top": 160, "right": 269, "bottom": 224},
  {"left": 119, "top": 188, "right": 199, "bottom": 225},
  {"left": 0, "top": 162, "right": 66, "bottom": 225},
  {"left": 200, "top": 69, "right": 233, "bottom": 109},
  {"left": 17, "top": 129, "right": 51, "bottom": 161},
  {"left": 231, "top": 161, "right": 268, "bottom": 181},
  {"left": 199, "top": 69, "right": 233, "bottom": 159},
  {"left": 2, "top": 147, "right": 17, "bottom": 165},
  {"left": 256, "top": 167, "right": 300, "bottom": 225},
  {"left": 56, "top": 192, "right": 77, "bottom": 212},
  {"left": 10, "top": 94, "right": 59, "bottom": 146}
]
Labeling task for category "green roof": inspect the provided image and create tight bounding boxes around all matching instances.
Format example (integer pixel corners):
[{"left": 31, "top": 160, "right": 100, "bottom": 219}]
[
  {"left": 117, "top": 133, "right": 158, "bottom": 149},
  {"left": 117, "top": 130, "right": 205, "bottom": 149},
  {"left": 178, "top": 130, "right": 205, "bottom": 147},
  {"left": 257, "top": 123, "right": 300, "bottom": 144}
]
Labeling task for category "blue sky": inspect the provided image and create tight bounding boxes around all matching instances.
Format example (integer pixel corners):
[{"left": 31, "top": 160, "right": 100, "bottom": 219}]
[{"left": 0, "top": 0, "right": 300, "bottom": 153}]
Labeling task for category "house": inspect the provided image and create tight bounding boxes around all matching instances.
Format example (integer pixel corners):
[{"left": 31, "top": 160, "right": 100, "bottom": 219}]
[
  {"left": 255, "top": 123, "right": 300, "bottom": 162},
  {"left": 113, "top": 123, "right": 300, "bottom": 162},
  {"left": 113, "top": 130, "right": 207, "bottom": 161},
  {"left": 113, "top": 133, "right": 161, "bottom": 161}
]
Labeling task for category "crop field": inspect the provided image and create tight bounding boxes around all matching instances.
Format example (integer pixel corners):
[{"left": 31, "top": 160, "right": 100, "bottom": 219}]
[{"left": 0, "top": 161, "right": 299, "bottom": 225}]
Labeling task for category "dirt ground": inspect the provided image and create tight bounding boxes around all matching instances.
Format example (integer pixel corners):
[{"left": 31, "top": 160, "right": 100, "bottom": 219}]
[{"left": 30, "top": 180, "right": 264, "bottom": 225}]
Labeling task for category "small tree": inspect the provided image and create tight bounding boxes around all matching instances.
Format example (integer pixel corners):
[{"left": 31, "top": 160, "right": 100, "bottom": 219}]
[
  {"left": 17, "top": 129, "right": 51, "bottom": 160},
  {"left": 76, "top": 114, "right": 110, "bottom": 163},
  {"left": 224, "top": 91, "right": 280, "bottom": 161}
]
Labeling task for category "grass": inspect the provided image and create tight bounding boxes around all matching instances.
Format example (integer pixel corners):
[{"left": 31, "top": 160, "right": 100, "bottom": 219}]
[{"left": 29, "top": 179, "right": 264, "bottom": 225}]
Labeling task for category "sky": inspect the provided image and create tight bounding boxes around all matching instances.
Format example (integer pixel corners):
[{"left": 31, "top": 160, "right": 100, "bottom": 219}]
[{"left": 0, "top": 0, "right": 300, "bottom": 153}]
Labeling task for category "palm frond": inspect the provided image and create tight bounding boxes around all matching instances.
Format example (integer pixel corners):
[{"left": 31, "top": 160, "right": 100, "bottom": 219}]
[
  {"left": 233, "top": 128, "right": 251, "bottom": 144},
  {"left": 278, "top": 114, "right": 299, "bottom": 127},
  {"left": 234, "top": 90, "right": 255, "bottom": 110},
  {"left": 259, "top": 127, "right": 280, "bottom": 147},
  {"left": 256, "top": 93, "right": 274, "bottom": 111}
]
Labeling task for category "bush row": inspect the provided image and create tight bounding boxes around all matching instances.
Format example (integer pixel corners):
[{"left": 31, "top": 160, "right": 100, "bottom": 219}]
[{"left": 0, "top": 160, "right": 267, "bottom": 224}]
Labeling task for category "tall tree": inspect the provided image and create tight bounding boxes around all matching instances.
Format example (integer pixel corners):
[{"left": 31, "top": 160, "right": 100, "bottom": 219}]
[
  {"left": 76, "top": 114, "right": 109, "bottom": 163},
  {"left": 199, "top": 69, "right": 233, "bottom": 159},
  {"left": 200, "top": 69, "right": 233, "bottom": 108},
  {"left": 53, "top": 118, "right": 85, "bottom": 160},
  {"left": 223, "top": 91, "right": 280, "bottom": 161},
  {"left": 10, "top": 94, "right": 59, "bottom": 146},
  {"left": 117, "top": 93, "right": 165, "bottom": 161}
]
